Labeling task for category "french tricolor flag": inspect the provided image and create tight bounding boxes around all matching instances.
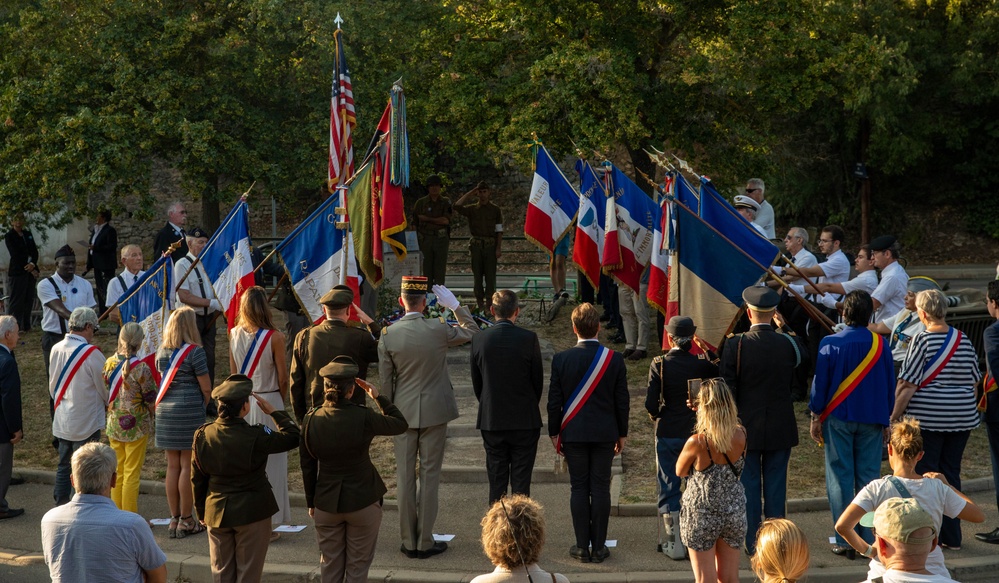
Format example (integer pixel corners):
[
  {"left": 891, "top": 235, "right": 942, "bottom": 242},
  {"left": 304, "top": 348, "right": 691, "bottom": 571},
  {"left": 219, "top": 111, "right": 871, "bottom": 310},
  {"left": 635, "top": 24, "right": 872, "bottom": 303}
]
[
  {"left": 524, "top": 144, "right": 578, "bottom": 254},
  {"left": 572, "top": 160, "right": 607, "bottom": 289},
  {"left": 602, "top": 164, "right": 660, "bottom": 293},
  {"left": 117, "top": 254, "right": 174, "bottom": 382},
  {"left": 199, "top": 198, "right": 256, "bottom": 331},
  {"left": 646, "top": 173, "right": 674, "bottom": 316}
]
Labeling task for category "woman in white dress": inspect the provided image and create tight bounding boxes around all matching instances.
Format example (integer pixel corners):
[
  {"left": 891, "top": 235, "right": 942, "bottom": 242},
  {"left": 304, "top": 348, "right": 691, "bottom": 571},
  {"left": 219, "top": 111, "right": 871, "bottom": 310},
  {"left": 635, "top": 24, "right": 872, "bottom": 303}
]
[{"left": 228, "top": 285, "right": 290, "bottom": 530}]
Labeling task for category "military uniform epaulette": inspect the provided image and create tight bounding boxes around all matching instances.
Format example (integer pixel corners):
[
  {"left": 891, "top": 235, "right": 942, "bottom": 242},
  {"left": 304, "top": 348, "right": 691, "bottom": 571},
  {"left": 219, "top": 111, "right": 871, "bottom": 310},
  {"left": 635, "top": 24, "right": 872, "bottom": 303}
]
[{"left": 381, "top": 326, "right": 389, "bottom": 336}]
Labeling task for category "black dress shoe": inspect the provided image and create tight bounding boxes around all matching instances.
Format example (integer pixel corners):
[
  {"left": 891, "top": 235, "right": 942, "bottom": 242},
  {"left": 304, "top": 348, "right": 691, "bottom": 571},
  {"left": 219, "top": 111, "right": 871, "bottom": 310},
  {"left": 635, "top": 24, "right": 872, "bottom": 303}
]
[
  {"left": 626, "top": 349, "right": 647, "bottom": 361},
  {"left": 0, "top": 508, "right": 24, "bottom": 520},
  {"left": 831, "top": 545, "right": 856, "bottom": 560},
  {"left": 8, "top": 475, "right": 24, "bottom": 486},
  {"left": 621, "top": 348, "right": 635, "bottom": 358},
  {"left": 591, "top": 546, "right": 610, "bottom": 563},
  {"left": 400, "top": 544, "right": 418, "bottom": 559},
  {"left": 569, "top": 545, "right": 590, "bottom": 562},
  {"left": 610, "top": 334, "right": 626, "bottom": 344},
  {"left": 975, "top": 527, "right": 999, "bottom": 544},
  {"left": 418, "top": 541, "right": 448, "bottom": 559}
]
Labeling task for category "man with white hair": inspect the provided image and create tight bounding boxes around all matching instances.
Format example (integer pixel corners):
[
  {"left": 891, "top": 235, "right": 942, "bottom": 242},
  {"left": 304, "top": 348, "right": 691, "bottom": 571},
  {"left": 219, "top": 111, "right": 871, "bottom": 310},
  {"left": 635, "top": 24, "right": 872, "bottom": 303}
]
[
  {"left": 0, "top": 316, "right": 24, "bottom": 519},
  {"left": 152, "top": 201, "right": 189, "bottom": 261},
  {"left": 49, "top": 307, "right": 107, "bottom": 505},
  {"left": 41, "top": 442, "right": 167, "bottom": 582},
  {"left": 861, "top": 497, "right": 957, "bottom": 582},
  {"left": 105, "top": 244, "right": 146, "bottom": 322},
  {"left": 744, "top": 178, "right": 775, "bottom": 238}
]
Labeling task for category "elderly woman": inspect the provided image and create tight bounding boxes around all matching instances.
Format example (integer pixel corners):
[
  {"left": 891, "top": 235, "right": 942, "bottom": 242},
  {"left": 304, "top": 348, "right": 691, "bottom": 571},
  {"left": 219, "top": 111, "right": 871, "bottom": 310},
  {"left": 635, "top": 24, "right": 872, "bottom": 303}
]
[
  {"left": 104, "top": 322, "right": 157, "bottom": 513},
  {"left": 893, "top": 288, "right": 981, "bottom": 550},
  {"left": 645, "top": 316, "right": 717, "bottom": 542},
  {"left": 301, "top": 356, "right": 407, "bottom": 582},
  {"left": 469, "top": 494, "right": 569, "bottom": 583},
  {"left": 751, "top": 519, "right": 809, "bottom": 583},
  {"left": 192, "top": 374, "right": 300, "bottom": 582},
  {"left": 676, "top": 378, "right": 747, "bottom": 583}
]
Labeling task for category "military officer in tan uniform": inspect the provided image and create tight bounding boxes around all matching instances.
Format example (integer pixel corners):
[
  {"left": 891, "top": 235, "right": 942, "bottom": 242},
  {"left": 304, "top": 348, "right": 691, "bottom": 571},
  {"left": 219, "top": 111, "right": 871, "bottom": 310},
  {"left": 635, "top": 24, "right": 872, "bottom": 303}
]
[
  {"left": 413, "top": 175, "right": 452, "bottom": 288},
  {"left": 289, "top": 285, "right": 379, "bottom": 420},
  {"left": 378, "top": 276, "right": 478, "bottom": 558},
  {"left": 454, "top": 182, "right": 503, "bottom": 312},
  {"left": 192, "top": 374, "right": 301, "bottom": 582}
]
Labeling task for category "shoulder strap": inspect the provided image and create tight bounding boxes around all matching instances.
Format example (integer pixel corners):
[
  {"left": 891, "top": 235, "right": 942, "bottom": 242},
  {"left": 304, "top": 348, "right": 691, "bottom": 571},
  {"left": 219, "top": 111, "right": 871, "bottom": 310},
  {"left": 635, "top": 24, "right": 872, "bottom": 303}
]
[
  {"left": 736, "top": 335, "right": 744, "bottom": 378},
  {"left": 116, "top": 274, "right": 126, "bottom": 293},
  {"left": 780, "top": 331, "right": 803, "bottom": 368},
  {"left": 885, "top": 475, "right": 913, "bottom": 499},
  {"left": 721, "top": 451, "right": 741, "bottom": 479},
  {"left": 48, "top": 277, "right": 67, "bottom": 334}
]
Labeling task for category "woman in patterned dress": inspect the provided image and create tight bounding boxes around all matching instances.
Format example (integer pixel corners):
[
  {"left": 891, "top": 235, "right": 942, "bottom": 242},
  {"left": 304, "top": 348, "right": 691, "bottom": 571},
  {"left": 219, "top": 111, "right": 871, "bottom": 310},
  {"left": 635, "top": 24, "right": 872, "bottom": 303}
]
[
  {"left": 155, "top": 306, "right": 211, "bottom": 538},
  {"left": 676, "top": 378, "right": 747, "bottom": 583},
  {"left": 228, "top": 286, "right": 290, "bottom": 530},
  {"left": 104, "top": 322, "right": 157, "bottom": 513}
]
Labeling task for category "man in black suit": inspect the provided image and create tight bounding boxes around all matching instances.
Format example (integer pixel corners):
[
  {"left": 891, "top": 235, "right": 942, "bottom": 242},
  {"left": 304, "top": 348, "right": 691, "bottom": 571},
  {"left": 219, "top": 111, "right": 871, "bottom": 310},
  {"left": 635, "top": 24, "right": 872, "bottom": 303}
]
[
  {"left": 152, "top": 201, "right": 189, "bottom": 261},
  {"left": 87, "top": 210, "right": 118, "bottom": 316},
  {"left": 470, "top": 290, "right": 543, "bottom": 505},
  {"left": 720, "top": 286, "right": 807, "bottom": 555},
  {"left": 0, "top": 316, "right": 24, "bottom": 519},
  {"left": 3, "top": 215, "right": 39, "bottom": 331},
  {"left": 547, "top": 302, "right": 629, "bottom": 564},
  {"left": 976, "top": 280, "right": 999, "bottom": 544}
]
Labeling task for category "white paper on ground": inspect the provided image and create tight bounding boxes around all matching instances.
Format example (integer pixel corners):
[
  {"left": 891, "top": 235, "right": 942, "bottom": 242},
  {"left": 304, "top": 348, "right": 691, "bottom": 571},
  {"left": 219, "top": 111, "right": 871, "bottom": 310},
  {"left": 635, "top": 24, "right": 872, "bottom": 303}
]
[
  {"left": 149, "top": 518, "right": 172, "bottom": 526},
  {"left": 433, "top": 534, "right": 455, "bottom": 542},
  {"left": 273, "top": 525, "right": 308, "bottom": 533},
  {"left": 829, "top": 536, "right": 837, "bottom": 544},
  {"left": 605, "top": 540, "right": 617, "bottom": 548}
]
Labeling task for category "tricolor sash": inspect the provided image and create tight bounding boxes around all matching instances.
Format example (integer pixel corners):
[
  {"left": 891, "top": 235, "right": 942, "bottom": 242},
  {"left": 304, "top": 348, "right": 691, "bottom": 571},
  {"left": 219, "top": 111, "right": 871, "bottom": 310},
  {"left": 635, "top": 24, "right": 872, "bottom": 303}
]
[
  {"left": 556, "top": 344, "right": 613, "bottom": 453},
  {"left": 918, "top": 327, "right": 962, "bottom": 388},
  {"left": 238, "top": 328, "right": 274, "bottom": 379},
  {"left": 978, "top": 372, "right": 997, "bottom": 412},
  {"left": 155, "top": 343, "right": 196, "bottom": 405},
  {"left": 106, "top": 355, "right": 138, "bottom": 405},
  {"left": 53, "top": 341, "right": 100, "bottom": 410},
  {"left": 819, "top": 330, "right": 885, "bottom": 422}
]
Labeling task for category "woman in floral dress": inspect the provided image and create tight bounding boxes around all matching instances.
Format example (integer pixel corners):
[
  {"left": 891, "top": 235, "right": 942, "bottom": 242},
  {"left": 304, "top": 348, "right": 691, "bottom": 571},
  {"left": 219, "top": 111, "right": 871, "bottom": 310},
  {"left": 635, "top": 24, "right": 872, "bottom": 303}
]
[{"left": 104, "top": 322, "right": 157, "bottom": 513}]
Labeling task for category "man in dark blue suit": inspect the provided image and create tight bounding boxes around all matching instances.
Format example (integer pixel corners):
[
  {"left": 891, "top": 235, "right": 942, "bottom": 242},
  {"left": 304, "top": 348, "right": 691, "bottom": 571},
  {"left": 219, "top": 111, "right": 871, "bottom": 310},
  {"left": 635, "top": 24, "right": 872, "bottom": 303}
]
[
  {"left": 0, "top": 316, "right": 24, "bottom": 519},
  {"left": 86, "top": 209, "right": 118, "bottom": 316},
  {"left": 547, "top": 302, "right": 629, "bottom": 564},
  {"left": 976, "top": 280, "right": 999, "bottom": 544},
  {"left": 471, "top": 290, "right": 544, "bottom": 505}
]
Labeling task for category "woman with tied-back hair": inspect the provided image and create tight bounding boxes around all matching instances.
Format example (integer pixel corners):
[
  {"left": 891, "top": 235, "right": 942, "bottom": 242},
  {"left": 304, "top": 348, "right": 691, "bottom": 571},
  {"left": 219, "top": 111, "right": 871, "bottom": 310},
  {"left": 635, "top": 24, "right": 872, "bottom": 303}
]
[
  {"left": 835, "top": 417, "right": 984, "bottom": 577},
  {"left": 676, "top": 378, "right": 747, "bottom": 583},
  {"left": 228, "top": 285, "right": 290, "bottom": 531},
  {"left": 155, "top": 306, "right": 210, "bottom": 539},
  {"left": 751, "top": 519, "right": 810, "bottom": 583},
  {"left": 104, "top": 322, "right": 157, "bottom": 513},
  {"left": 470, "top": 494, "right": 569, "bottom": 583}
]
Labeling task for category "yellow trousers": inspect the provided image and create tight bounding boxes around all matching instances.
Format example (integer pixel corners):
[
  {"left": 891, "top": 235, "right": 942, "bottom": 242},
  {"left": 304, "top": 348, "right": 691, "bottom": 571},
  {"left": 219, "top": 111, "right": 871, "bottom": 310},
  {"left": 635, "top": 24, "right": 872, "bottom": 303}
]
[{"left": 110, "top": 435, "right": 149, "bottom": 513}]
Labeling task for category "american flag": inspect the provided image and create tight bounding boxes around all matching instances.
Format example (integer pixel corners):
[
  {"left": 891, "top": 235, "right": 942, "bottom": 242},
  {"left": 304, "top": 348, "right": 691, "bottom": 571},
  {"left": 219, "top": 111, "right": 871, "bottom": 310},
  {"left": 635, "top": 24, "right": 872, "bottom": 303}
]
[{"left": 329, "top": 28, "right": 355, "bottom": 188}]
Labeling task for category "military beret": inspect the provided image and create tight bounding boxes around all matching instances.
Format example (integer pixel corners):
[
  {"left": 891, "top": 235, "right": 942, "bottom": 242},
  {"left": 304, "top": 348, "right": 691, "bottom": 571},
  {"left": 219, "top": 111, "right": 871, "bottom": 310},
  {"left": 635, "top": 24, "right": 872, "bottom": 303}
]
[
  {"left": 869, "top": 235, "right": 897, "bottom": 251},
  {"left": 319, "top": 284, "right": 354, "bottom": 309},
  {"left": 401, "top": 275, "right": 428, "bottom": 295},
  {"left": 732, "top": 195, "right": 761, "bottom": 212},
  {"left": 212, "top": 374, "right": 254, "bottom": 401},
  {"left": 425, "top": 175, "right": 443, "bottom": 187},
  {"left": 187, "top": 226, "right": 211, "bottom": 239},
  {"left": 319, "top": 355, "right": 359, "bottom": 380},
  {"left": 907, "top": 276, "right": 940, "bottom": 294},
  {"left": 665, "top": 316, "right": 696, "bottom": 337},
  {"left": 54, "top": 245, "right": 75, "bottom": 259},
  {"left": 743, "top": 286, "right": 780, "bottom": 311}
]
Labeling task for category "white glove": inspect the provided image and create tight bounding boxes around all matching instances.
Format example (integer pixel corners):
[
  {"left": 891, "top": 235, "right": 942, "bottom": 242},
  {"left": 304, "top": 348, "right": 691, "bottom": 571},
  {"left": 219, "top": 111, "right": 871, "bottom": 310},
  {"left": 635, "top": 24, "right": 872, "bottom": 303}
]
[
  {"left": 209, "top": 299, "right": 223, "bottom": 312},
  {"left": 432, "top": 285, "right": 460, "bottom": 311},
  {"left": 832, "top": 323, "right": 847, "bottom": 333}
]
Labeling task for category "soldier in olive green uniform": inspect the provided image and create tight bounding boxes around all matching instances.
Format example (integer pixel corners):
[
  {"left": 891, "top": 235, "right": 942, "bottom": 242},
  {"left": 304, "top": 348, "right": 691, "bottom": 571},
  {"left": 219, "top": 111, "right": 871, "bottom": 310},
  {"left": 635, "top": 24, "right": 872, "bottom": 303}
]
[
  {"left": 192, "top": 374, "right": 301, "bottom": 583},
  {"left": 413, "top": 175, "right": 452, "bottom": 288},
  {"left": 454, "top": 182, "right": 503, "bottom": 311},
  {"left": 289, "top": 285, "right": 380, "bottom": 421}
]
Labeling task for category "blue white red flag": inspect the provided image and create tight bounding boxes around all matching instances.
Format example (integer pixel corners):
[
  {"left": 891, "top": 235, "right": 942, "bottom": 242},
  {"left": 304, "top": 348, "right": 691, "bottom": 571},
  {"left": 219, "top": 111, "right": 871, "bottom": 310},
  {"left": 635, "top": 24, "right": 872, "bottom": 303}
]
[
  {"left": 329, "top": 28, "right": 356, "bottom": 187},
  {"left": 525, "top": 144, "right": 578, "bottom": 254},
  {"left": 572, "top": 160, "right": 607, "bottom": 289},
  {"left": 118, "top": 254, "right": 174, "bottom": 382},
  {"left": 198, "top": 199, "right": 255, "bottom": 331},
  {"left": 647, "top": 173, "right": 674, "bottom": 316},
  {"left": 602, "top": 164, "right": 660, "bottom": 293},
  {"left": 274, "top": 191, "right": 354, "bottom": 324}
]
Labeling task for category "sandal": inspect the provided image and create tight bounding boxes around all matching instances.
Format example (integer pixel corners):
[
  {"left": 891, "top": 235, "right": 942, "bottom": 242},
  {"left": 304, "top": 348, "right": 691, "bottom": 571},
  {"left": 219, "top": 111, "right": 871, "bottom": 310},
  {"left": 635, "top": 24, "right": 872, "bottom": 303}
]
[
  {"left": 176, "top": 515, "right": 205, "bottom": 539},
  {"left": 168, "top": 516, "right": 179, "bottom": 539}
]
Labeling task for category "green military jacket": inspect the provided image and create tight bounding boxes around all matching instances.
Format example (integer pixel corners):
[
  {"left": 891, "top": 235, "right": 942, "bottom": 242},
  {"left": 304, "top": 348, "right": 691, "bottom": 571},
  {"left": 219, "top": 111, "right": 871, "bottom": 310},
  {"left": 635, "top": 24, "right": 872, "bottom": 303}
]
[
  {"left": 454, "top": 201, "right": 503, "bottom": 240},
  {"left": 413, "top": 195, "right": 452, "bottom": 237},
  {"left": 289, "top": 319, "right": 379, "bottom": 420},
  {"left": 192, "top": 410, "right": 300, "bottom": 528}
]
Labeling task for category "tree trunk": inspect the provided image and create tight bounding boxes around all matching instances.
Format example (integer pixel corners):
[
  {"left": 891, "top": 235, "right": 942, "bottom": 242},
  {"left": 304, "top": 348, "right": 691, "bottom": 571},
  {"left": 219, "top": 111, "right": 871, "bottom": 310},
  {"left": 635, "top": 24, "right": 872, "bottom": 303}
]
[{"left": 201, "top": 173, "right": 221, "bottom": 232}]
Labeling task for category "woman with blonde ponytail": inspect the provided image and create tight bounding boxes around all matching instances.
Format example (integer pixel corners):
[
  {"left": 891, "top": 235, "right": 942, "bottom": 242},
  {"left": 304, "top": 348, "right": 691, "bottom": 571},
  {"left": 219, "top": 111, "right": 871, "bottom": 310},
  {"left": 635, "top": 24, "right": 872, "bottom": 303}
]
[
  {"left": 751, "top": 519, "right": 809, "bottom": 583},
  {"left": 676, "top": 378, "right": 747, "bottom": 583},
  {"left": 103, "top": 322, "right": 157, "bottom": 513}
]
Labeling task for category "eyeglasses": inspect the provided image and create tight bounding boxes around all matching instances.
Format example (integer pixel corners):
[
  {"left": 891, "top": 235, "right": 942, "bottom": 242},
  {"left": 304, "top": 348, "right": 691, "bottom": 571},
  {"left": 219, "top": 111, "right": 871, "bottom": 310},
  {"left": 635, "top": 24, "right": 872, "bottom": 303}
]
[
  {"left": 817, "top": 238, "right": 833, "bottom": 244},
  {"left": 745, "top": 188, "right": 760, "bottom": 193}
]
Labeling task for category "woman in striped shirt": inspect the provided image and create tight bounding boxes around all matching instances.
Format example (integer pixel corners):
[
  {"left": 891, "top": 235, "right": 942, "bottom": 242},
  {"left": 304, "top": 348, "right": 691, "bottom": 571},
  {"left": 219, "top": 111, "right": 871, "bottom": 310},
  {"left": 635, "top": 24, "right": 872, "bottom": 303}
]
[{"left": 893, "top": 289, "right": 981, "bottom": 550}]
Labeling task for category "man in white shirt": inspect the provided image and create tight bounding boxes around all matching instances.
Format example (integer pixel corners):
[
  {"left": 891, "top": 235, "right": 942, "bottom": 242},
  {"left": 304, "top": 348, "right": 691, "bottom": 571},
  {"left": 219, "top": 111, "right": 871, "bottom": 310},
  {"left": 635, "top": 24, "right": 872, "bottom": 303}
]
[
  {"left": 744, "top": 178, "right": 775, "bottom": 239},
  {"left": 733, "top": 195, "right": 769, "bottom": 238},
  {"left": 868, "top": 235, "right": 910, "bottom": 323},
  {"left": 175, "top": 227, "right": 222, "bottom": 385},
  {"left": 861, "top": 497, "right": 957, "bottom": 583},
  {"left": 48, "top": 307, "right": 107, "bottom": 505},
  {"left": 780, "top": 227, "right": 817, "bottom": 282},
  {"left": 806, "top": 244, "right": 879, "bottom": 309},
  {"left": 105, "top": 244, "right": 146, "bottom": 322},
  {"left": 36, "top": 245, "right": 97, "bottom": 381},
  {"left": 868, "top": 276, "right": 940, "bottom": 376}
]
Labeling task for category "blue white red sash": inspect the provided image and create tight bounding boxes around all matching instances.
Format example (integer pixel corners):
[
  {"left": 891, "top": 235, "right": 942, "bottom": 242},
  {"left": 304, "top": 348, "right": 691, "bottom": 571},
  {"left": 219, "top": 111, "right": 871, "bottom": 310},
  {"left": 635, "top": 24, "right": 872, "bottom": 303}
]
[
  {"left": 106, "top": 355, "right": 138, "bottom": 405},
  {"left": 155, "top": 343, "right": 196, "bottom": 405},
  {"left": 238, "top": 328, "right": 274, "bottom": 379},
  {"left": 53, "top": 341, "right": 100, "bottom": 410},
  {"left": 556, "top": 344, "right": 613, "bottom": 453},
  {"left": 919, "top": 327, "right": 962, "bottom": 389}
]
